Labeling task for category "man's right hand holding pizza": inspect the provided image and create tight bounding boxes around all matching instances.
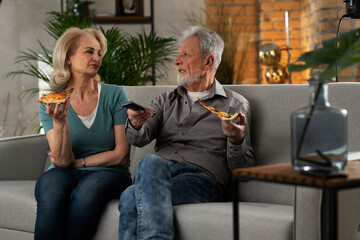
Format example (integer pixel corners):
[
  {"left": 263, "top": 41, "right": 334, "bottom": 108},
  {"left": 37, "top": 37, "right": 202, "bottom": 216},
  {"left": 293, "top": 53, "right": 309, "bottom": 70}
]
[{"left": 221, "top": 111, "right": 247, "bottom": 145}]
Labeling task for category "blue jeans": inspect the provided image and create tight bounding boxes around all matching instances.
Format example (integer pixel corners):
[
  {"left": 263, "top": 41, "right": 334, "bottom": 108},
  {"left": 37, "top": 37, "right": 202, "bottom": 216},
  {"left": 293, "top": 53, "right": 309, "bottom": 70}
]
[
  {"left": 34, "top": 167, "right": 131, "bottom": 240},
  {"left": 118, "top": 155, "right": 223, "bottom": 240}
]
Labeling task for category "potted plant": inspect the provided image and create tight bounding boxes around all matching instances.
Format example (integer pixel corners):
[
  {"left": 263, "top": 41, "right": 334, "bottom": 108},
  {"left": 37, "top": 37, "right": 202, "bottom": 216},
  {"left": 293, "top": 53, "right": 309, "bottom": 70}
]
[{"left": 287, "top": 28, "right": 360, "bottom": 174}]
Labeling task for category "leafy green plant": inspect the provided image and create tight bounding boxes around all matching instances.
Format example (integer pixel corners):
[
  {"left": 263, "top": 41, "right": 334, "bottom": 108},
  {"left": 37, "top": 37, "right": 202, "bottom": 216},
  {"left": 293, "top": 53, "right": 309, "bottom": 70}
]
[
  {"left": 99, "top": 28, "right": 177, "bottom": 86},
  {"left": 288, "top": 28, "right": 360, "bottom": 168},
  {"left": 7, "top": 11, "right": 177, "bottom": 100}
]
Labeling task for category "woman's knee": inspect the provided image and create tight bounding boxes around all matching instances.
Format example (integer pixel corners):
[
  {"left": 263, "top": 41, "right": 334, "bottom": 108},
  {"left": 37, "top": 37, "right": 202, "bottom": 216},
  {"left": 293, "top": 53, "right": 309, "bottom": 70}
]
[{"left": 35, "top": 171, "right": 77, "bottom": 204}]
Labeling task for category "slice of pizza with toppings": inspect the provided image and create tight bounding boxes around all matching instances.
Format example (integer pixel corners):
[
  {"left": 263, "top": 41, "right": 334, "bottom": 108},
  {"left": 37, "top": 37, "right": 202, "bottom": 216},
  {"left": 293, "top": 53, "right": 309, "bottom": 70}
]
[
  {"left": 36, "top": 87, "right": 74, "bottom": 104},
  {"left": 197, "top": 97, "right": 240, "bottom": 121}
]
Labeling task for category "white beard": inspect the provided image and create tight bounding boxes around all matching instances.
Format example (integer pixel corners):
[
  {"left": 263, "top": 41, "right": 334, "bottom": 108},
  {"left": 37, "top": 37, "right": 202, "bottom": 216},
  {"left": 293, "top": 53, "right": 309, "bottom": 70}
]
[{"left": 177, "top": 70, "right": 202, "bottom": 87}]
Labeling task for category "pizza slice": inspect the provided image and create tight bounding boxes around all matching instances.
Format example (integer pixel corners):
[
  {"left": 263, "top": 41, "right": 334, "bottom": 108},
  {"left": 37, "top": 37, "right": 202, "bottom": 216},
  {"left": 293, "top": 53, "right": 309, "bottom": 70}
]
[
  {"left": 197, "top": 97, "right": 240, "bottom": 121},
  {"left": 36, "top": 87, "right": 74, "bottom": 104}
]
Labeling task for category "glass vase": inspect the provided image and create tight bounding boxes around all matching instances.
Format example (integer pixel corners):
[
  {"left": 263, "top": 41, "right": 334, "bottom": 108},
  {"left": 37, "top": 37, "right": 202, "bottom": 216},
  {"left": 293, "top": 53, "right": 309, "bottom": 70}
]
[{"left": 291, "top": 80, "right": 348, "bottom": 172}]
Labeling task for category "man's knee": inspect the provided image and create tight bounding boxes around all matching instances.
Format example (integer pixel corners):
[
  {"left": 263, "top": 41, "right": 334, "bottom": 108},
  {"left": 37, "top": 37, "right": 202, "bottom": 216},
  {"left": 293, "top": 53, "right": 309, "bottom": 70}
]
[
  {"left": 119, "top": 185, "right": 136, "bottom": 211},
  {"left": 137, "top": 155, "right": 167, "bottom": 173}
]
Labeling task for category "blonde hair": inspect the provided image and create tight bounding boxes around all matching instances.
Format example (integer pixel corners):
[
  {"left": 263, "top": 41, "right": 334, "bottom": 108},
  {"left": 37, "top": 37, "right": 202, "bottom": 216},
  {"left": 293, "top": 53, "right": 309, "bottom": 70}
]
[{"left": 50, "top": 27, "right": 107, "bottom": 91}]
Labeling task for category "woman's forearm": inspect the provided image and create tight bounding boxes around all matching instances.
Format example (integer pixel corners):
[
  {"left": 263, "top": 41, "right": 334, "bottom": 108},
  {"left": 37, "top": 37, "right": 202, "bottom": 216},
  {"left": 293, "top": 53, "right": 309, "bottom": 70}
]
[
  {"left": 73, "top": 146, "right": 130, "bottom": 168},
  {"left": 47, "top": 119, "right": 75, "bottom": 168}
]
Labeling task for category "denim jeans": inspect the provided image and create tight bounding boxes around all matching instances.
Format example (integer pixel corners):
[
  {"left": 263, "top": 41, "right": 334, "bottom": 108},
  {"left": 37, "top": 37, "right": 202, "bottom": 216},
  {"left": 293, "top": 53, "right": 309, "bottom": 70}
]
[
  {"left": 118, "top": 155, "right": 223, "bottom": 240},
  {"left": 34, "top": 167, "right": 131, "bottom": 240}
]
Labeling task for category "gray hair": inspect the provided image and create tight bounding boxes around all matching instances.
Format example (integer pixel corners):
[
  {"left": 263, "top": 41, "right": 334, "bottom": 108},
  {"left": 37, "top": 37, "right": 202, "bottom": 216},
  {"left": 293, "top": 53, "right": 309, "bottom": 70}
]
[{"left": 179, "top": 26, "right": 224, "bottom": 71}]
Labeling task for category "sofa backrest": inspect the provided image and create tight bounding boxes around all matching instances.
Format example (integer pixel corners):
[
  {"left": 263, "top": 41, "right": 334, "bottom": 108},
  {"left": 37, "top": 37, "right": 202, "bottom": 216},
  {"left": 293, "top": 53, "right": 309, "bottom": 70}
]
[
  {"left": 9, "top": 83, "right": 358, "bottom": 204},
  {"left": 0, "top": 134, "right": 49, "bottom": 180},
  {"left": 124, "top": 83, "right": 360, "bottom": 205}
]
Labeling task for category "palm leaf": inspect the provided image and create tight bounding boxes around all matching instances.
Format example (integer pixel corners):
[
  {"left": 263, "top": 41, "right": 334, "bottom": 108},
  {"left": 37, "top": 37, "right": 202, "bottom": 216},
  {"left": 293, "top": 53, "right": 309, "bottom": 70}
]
[
  {"left": 19, "top": 88, "right": 42, "bottom": 102},
  {"left": 44, "top": 11, "right": 93, "bottom": 39},
  {"left": 288, "top": 28, "right": 360, "bottom": 80}
]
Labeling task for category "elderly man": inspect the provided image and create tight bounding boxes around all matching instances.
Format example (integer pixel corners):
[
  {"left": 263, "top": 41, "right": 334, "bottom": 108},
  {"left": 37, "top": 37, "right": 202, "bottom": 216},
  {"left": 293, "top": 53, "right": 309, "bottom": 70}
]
[{"left": 118, "top": 26, "right": 255, "bottom": 240}]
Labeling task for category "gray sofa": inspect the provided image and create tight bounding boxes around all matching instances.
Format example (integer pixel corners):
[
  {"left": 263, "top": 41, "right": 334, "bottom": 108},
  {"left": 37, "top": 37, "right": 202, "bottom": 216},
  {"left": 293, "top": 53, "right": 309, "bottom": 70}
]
[{"left": 1, "top": 83, "right": 360, "bottom": 240}]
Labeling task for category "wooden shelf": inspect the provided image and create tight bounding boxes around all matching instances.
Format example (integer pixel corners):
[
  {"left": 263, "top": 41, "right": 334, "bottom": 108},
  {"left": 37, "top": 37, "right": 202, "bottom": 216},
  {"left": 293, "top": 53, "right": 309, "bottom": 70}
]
[{"left": 93, "top": 16, "right": 152, "bottom": 24}]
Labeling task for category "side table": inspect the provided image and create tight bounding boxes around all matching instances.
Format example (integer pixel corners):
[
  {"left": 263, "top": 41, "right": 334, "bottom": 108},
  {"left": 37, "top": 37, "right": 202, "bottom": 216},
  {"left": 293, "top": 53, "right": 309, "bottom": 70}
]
[{"left": 232, "top": 160, "right": 360, "bottom": 240}]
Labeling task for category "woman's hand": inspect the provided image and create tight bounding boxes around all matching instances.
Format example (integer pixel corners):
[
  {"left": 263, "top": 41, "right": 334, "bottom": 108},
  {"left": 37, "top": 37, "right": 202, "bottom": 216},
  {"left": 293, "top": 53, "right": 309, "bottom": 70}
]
[
  {"left": 47, "top": 150, "right": 74, "bottom": 168},
  {"left": 70, "top": 125, "right": 130, "bottom": 168},
  {"left": 45, "top": 97, "right": 70, "bottom": 124}
]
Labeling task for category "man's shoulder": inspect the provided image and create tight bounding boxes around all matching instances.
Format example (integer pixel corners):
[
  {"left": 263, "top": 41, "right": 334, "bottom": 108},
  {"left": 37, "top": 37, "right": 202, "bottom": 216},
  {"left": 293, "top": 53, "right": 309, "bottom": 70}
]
[
  {"left": 155, "top": 87, "right": 180, "bottom": 101},
  {"left": 222, "top": 86, "right": 249, "bottom": 104}
]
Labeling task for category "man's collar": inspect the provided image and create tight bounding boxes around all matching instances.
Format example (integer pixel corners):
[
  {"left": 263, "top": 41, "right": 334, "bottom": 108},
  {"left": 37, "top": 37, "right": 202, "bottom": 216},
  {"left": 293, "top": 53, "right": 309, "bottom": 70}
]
[{"left": 176, "top": 79, "right": 228, "bottom": 99}]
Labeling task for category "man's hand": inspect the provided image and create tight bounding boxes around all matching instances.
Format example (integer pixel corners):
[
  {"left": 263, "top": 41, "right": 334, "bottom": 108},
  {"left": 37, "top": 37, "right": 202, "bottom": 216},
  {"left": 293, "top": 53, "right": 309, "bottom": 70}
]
[
  {"left": 221, "top": 111, "right": 246, "bottom": 145},
  {"left": 127, "top": 108, "right": 155, "bottom": 130}
]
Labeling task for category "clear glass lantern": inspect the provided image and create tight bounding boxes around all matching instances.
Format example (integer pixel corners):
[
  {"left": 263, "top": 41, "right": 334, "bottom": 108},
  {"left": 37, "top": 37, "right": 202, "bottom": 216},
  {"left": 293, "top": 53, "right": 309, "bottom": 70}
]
[{"left": 291, "top": 80, "right": 348, "bottom": 172}]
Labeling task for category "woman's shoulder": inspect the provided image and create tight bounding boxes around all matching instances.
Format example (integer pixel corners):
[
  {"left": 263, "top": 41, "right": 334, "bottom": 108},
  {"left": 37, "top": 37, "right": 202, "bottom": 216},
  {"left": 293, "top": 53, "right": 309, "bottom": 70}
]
[
  {"left": 100, "top": 83, "right": 128, "bottom": 104},
  {"left": 100, "top": 83, "right": 125, "bottom": 94}
]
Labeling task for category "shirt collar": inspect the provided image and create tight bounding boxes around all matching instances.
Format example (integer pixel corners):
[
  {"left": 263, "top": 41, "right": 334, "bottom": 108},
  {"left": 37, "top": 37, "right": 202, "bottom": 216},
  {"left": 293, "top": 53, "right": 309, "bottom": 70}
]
[{"left": 176, "top": 79, "right": 228, "bottom": 99}]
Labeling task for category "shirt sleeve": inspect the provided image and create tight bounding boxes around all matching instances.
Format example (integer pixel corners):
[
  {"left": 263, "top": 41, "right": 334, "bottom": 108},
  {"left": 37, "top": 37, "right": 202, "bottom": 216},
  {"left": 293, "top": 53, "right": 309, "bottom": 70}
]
[
  {"left": 227, "top": 102, "right": 256, "bottom": 169},
  {"left": 124, "top": 94, "right": 163, "bottom": 147},
  {"left": 38, "top": 103, "right": 53, "bottom": 134},
  {"left": 113, "top": 86, "right": 129, "bottom": 125}
]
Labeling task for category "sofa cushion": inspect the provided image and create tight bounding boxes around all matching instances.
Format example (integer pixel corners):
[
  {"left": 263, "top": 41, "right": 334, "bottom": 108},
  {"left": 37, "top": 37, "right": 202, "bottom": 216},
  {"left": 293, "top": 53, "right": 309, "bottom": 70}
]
[
  {"left": 0, "top": 181, "right": 293, "bottom": 240},
  {"left": 0, "top": 228, "right": 33, "bottom": 240},
  {"left": 95, "top": 200, "right": 293, "bottom": 240},
  {"left": 94, "top": 200, "right": 119, "bottom": 240},
  {"left": 0, "top": 181, "right": 36, "bottom": 233},
  {"left": 173, "top": 202, "right": 293, "bottom": 240}
]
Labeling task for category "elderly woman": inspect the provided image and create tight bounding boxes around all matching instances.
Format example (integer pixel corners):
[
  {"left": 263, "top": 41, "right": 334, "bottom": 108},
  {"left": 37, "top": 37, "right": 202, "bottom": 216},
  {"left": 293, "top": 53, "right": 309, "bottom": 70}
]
[{"left": 34, "top": 27, "right": 131, "bottom": 240}]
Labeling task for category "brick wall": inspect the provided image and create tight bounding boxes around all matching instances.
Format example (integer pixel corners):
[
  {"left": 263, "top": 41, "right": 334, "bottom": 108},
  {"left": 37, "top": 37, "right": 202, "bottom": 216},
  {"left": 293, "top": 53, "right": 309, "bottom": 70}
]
[{"left": 206, "top": 0, "right": 360, "bottom": 84}]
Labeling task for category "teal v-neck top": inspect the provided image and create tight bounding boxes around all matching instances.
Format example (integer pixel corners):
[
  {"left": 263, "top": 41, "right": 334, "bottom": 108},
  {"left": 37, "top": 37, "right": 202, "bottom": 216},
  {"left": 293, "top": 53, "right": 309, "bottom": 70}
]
[{"left": 39, "top": 83, "right": 130, "bottom": 177}]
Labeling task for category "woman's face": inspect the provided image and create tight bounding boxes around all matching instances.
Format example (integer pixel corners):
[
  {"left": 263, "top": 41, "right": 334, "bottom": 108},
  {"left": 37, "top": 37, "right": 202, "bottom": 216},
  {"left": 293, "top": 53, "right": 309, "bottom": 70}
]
[{"left": 68, "top": 34, "right": 102, "bottom": 79}]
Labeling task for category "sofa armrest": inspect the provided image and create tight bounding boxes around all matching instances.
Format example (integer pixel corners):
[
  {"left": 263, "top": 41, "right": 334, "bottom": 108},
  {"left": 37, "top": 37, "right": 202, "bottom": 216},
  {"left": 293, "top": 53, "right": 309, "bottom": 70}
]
[{"left": 0, "top": 134, "right": 49, "bottom": 180}]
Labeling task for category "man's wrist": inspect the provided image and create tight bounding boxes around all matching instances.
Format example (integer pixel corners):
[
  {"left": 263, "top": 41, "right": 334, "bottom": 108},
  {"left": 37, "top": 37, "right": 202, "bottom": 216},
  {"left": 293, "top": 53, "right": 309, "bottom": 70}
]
[{"left": 228, "top": 136, "right": 244, "bottom": 145}]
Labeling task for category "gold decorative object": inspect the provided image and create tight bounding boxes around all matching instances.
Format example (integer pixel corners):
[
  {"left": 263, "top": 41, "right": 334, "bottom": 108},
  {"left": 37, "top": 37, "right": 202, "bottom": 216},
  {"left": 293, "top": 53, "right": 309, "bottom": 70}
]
[
  {"left": 259, "top": 43, "right": 281, "bottom": 67},
  {"left": 264, "top": 65, "right": 288, "bottom": 84},
  {"left": 259, "top": 43, "right": 289, "bottom": 84}
]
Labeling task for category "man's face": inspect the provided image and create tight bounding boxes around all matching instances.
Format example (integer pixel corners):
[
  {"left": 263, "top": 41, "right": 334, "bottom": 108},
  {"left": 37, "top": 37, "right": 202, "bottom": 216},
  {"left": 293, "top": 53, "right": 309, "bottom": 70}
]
[{"left": 174, "top": 37, "right": 204, "bottom": 87}]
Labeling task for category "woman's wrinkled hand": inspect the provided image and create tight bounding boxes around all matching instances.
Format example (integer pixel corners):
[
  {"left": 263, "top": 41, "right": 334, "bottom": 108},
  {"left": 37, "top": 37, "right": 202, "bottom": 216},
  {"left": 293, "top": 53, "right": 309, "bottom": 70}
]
[{"left": 45, "top": 96, "right": 70, "bottom": 124}]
